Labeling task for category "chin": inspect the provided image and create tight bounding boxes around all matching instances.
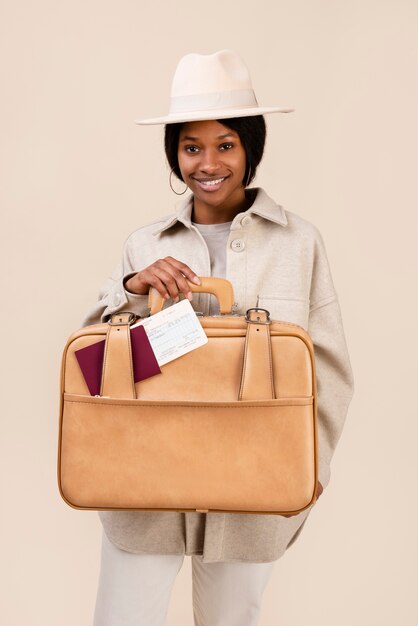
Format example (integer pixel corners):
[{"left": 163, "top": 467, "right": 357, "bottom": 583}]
[{"left": 196, "top": 189, "right": 231, "bottom": 203}]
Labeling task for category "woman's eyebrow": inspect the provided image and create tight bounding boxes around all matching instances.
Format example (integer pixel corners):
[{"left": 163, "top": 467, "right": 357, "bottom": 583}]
[{"left": 179, "top": 133, "right": 235, "bottom": 142}]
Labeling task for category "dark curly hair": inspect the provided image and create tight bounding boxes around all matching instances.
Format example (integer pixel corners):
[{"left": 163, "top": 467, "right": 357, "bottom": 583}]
[{"left": 164, "top": 116, "right": 266, "bottom": 187}]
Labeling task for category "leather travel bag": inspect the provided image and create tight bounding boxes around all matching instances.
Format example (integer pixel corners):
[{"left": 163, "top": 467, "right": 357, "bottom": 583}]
[{"left": 58, "top": 277, "right": 319, "bottom": 516}]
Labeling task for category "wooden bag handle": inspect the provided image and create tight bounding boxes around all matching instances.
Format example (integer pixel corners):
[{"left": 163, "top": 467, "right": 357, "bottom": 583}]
[{"left": 147, "top": 276, "right": 235, "bottom": 316}]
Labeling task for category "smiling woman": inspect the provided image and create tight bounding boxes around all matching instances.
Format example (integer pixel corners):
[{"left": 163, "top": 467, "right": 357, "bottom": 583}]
[
  {"left": 164, "top": 116, "right": 266, "bottom": 223},
  {"left": 80, "top": 48, "right": 355, "bottom": 626}
]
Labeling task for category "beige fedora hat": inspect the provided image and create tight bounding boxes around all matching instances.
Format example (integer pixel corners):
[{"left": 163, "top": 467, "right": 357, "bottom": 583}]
[{"left": 134, "top": 49, "right": 294, "bottom": 125}]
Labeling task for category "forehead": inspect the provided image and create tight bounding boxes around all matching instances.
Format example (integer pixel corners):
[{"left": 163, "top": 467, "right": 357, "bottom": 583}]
[{"left": 179, "top": 119, "right": 238, "bottom": 140}]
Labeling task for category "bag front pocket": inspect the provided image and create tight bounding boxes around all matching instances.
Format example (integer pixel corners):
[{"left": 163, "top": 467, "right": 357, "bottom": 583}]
[{"left": 58, "top": 393, "right": 317, "bottom": 515}]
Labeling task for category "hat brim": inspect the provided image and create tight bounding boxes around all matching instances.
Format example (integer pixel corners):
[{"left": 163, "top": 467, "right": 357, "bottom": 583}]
[{"left": 134, "top": 106, "right": 295, "bottom": 125}]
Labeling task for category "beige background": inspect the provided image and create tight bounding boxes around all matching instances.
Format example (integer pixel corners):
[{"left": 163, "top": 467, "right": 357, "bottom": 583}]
[{"left": 1, "top": 0, "right": 417, "bottom": 624}]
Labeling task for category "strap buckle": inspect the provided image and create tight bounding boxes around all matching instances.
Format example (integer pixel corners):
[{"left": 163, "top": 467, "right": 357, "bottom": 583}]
[
  {"left": 108, "top": 311, "right": 139, "bottom": 326},
  {"left": 245, "top": 307, "right": 271, "bottom": 324}
]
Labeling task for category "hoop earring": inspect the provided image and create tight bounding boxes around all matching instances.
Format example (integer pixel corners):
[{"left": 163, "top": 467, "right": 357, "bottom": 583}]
[
  {"left": 169, "top": 168, "right": 188, "bottom": 195},
  {"left": 245, "top": 165, "right": 252, "bottom": 187}
]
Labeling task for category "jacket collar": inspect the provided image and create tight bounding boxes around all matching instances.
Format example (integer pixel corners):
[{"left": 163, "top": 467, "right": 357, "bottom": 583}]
[{"left": 151, "top": 187, "right": 288, "bottom": 236}]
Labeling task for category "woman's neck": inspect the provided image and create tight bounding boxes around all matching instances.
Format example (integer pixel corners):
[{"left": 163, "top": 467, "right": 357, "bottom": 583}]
[{"left": 191, "top": 188, "right": 255, "bottom": 224}]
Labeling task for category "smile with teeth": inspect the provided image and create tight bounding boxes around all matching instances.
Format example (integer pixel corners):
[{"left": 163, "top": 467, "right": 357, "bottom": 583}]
[{"left": 194, "top": 176, "right": 228, "bottom": 187}]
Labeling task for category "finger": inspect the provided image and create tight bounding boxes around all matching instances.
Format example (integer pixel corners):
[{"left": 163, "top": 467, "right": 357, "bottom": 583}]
[
  {"left": 164, "top": 256, "right": 201, "bottom": 287},
  {"left": 156, "top": 258, "right": 195, "bottom": 301},
  {"left": 149, "top": 263, "right": 189, "bottom": 302},
  {"left": 139, "top": 268, "right": 173, "bottom": 301}
]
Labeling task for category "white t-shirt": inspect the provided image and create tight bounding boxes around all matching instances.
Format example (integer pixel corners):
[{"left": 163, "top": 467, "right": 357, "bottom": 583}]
[{"left": 191, "top": 220, "right": 233, "bottom": 315}]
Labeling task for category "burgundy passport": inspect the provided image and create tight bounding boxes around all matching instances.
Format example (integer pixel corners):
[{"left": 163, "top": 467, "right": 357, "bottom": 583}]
[{"left": 74, "top": 324, "right": 161, "bottom": 396}]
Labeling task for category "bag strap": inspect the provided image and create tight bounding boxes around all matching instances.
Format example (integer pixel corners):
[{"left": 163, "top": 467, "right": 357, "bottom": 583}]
[
  {"left": 100, "top": 312, "right": 137, "bottom": 398},
  {"left": 239, "top": 308, "right": 276, "bottom": 400}
]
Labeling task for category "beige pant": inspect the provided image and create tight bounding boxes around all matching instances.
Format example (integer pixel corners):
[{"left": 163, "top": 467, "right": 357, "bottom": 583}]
[{"left": 93, "top": 529, "right": 276, "bottom": 626}]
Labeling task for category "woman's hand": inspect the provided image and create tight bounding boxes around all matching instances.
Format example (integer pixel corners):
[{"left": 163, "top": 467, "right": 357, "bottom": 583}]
[{"left": 124, "top": 256, "right": 201, "bottom": 302}]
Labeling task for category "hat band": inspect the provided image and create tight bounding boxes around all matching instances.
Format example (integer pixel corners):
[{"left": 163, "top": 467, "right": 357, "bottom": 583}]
[{"left": 168, "top": 88, "right": 258, "bottom": 114}]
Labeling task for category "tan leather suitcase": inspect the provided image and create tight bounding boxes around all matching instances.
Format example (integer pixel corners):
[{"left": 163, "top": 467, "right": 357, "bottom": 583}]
[{"left": 58, "top": 277, "right": 319, "bottom": 516}]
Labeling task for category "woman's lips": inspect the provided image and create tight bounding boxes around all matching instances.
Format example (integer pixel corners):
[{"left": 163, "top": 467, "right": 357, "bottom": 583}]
[{"left": 192, "top": 175, "right": 230, "bottom": 192}]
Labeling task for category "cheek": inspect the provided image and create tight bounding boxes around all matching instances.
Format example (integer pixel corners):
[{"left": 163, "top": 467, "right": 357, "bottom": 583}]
[
  {"left": 231, "top": 157, "right": 246, "bottom": 176},
  {"left": 231, "top": 148, "right": 247, "bottom": 171},
  {"left": 178, "top": 153, "right": 193, "bottom": 173}
]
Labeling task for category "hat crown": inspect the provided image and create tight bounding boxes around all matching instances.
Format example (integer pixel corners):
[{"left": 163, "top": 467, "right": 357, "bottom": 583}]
[
  {"left": 134, "top": 48, "right": 294, "bottom": 125},
  {"left": 171, "top": 49, "right": 252, "bottom": 97}
]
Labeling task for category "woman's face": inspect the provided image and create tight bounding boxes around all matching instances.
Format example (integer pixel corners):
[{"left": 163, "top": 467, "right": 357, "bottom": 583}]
[{"left": 177, "top": 120, "right": 247, "bottom": 208}]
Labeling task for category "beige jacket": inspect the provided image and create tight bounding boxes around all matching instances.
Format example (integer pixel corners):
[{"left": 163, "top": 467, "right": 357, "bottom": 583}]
[{"left": 81, "top": 186, "right": 355, "bottom": 563}]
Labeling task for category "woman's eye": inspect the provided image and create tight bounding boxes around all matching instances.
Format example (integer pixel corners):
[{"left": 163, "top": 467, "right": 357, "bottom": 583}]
[{"left": 185, "top": 143, "right": 234, "bottom": 154}]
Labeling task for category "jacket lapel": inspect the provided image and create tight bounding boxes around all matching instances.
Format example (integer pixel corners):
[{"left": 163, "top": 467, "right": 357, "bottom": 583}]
[{"left": 151, "top": 187, "right": 288, "bottom": 236}]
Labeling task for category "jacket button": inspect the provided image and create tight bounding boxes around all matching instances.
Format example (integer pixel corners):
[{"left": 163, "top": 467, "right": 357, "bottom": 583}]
[
  {"left": 113, "top": 292, "right": 121, "bottom": 306},
  {"left": 231, "top": 238, "right": 245, "bottom": 252}
]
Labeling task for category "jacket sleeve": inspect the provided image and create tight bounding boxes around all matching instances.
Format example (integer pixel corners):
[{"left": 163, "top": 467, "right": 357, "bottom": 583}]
[
  {"left": 80, "top": 235, "right": 152, "bottom": 328},
  {"left": 308, "top": 228, "right": 355, "bottom": 490}
]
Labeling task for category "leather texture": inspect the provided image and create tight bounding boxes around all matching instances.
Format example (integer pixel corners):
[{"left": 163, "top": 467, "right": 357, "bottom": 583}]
[
  {"left": 100, "top": 312, "right": 136, "bottom": 399},
  {"left": 58, "top": 277, "right": 318, "bottom": 517}
]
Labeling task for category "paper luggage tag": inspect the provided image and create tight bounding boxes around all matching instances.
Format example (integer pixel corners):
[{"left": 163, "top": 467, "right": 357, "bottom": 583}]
[{"left": 130, "top": 297, "right": 208, "bottom": 366}]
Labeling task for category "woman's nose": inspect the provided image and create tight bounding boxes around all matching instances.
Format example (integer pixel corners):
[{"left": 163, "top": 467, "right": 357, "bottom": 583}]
[{"left": 199, "top": 150, "right": 222, "bottom": 173}]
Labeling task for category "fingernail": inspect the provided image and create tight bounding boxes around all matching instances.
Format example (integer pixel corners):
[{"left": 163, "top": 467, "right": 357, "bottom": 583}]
[
  {"left": 192, "top": 276, "right": 201, "bottom": 285},
  {"left": 187, "top": 291, "right": 193, "bottom": 300}
]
